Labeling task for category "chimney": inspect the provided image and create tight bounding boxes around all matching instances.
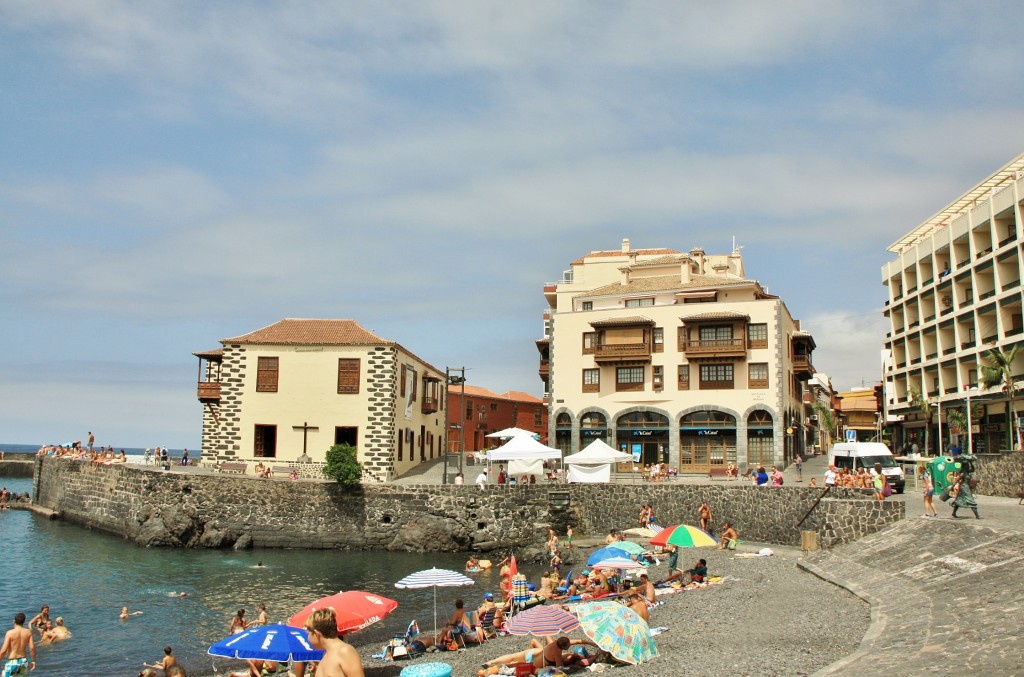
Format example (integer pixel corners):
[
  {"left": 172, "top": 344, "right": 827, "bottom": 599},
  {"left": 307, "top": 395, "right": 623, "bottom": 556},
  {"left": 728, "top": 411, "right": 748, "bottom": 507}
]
[{"left": 621, "top": 238, "right": 631, "bottom": 254}]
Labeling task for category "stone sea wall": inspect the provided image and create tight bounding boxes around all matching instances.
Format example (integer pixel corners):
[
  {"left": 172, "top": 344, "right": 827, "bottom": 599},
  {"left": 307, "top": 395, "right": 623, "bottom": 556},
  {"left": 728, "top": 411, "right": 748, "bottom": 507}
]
[
  {"left": 973, "top": 451, "right": 1024, "bottom": 498},
  {"left": 0, "top": 459, "right": 35, "bottom": 478},
  {"left": 33, "top": 457, "right": 902, "bottom": 552}
]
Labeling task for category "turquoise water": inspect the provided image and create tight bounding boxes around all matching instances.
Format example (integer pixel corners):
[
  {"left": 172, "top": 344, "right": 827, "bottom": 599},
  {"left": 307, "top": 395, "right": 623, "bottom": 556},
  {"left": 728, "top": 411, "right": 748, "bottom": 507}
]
[{"left": 0, "top": 476, "right": 511, "bottom": 676}]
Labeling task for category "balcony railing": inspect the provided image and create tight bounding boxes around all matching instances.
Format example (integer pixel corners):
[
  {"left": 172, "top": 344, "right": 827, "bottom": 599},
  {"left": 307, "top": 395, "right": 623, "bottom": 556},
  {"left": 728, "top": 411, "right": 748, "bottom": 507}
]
[
  {"left": 682, "top": 338, "right": 746, "bottom": 359},
  {"left": 197, "top": 382, "right": 221, "bottom": 401},
  {"left": 748, "top": 378, "right": 769, "bottom": 389},
  {"left": 421, "top": 396, "right": 439, "bottom": 415},
  {"left": 793, "top": 354, "right": 814, "bottom": 375},
  {"left": 594, "top": 342, "right": 652, "bottom": 362}
]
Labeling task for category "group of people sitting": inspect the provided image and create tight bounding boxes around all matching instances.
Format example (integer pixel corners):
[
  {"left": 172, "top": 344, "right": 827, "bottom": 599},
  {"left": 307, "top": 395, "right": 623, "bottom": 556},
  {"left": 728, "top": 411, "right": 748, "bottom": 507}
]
[
  {"left": 827, "top": 466, "right": 877, "bottom": 489},
  {"left": 38, "top": 444, "right": 128, "bottom": 465}
]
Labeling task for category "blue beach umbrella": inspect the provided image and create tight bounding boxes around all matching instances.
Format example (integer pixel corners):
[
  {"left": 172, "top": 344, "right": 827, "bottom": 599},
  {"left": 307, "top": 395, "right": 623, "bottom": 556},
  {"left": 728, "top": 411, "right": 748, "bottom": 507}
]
[
  {"left": 208, "top": 624, "right": 324, "bottom": 662},
  {"left": 587, "top": 546, "right": 641, "bottom": 567}
]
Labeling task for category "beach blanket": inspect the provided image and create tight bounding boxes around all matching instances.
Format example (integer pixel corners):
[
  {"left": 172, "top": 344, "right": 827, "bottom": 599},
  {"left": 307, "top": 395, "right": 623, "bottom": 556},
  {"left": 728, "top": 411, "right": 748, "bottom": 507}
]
[{"left": 734, "top": 548, "right": 775, "bottom": 558}]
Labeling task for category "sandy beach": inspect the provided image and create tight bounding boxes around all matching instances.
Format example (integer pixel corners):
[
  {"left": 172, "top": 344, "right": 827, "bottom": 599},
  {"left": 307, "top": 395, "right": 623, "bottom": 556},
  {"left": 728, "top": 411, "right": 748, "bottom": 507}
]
[{"left": 351, "top": 543, "right": 869, "bottom": 677}]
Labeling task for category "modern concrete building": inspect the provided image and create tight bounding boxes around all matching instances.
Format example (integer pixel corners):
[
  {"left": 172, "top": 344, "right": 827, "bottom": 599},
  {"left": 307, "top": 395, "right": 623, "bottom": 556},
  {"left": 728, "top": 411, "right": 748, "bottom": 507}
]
[
  {"left": 446, "top": 384, "right": 548, "bottom": 454},
  {"left": 194, "top": 318, "right": 446, "bottom": 482},
  {"left": 882, "top": 153, "right": 1024, "bottom": 455},
  {"left": 539, "top": 239, "right": 816, "bottom": 473}
]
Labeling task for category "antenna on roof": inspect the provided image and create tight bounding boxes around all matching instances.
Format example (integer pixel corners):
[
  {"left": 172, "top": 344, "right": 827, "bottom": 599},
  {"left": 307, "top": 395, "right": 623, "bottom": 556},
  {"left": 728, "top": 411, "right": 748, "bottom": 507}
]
[{"left": 731, "top": 235, "right": 743, "bottom": 254}]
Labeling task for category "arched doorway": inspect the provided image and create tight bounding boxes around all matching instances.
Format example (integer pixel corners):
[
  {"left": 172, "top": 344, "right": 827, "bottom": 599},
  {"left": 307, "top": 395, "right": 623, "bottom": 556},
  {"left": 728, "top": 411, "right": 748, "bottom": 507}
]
[
  {"left": 554, "top": 412, "right": 573, "bottom": 456},
  {"left": 616, "top": 411, "right": 669, "bottom": 466},
  {"left": 678, "top": 411, "right": 737, "bottom": 473},
  {"left": 747, "top": 409, "right": 775, "bottom": 468},
  {"left": 579, "top": 412, "right": 608, "bottom": 452}
]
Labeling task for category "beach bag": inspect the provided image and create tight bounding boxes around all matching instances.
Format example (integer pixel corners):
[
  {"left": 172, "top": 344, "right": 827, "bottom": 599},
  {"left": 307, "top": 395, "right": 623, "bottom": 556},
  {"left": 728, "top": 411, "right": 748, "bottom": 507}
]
[{"left": 883, "top": 482, "right": 892, "bottom": 497}]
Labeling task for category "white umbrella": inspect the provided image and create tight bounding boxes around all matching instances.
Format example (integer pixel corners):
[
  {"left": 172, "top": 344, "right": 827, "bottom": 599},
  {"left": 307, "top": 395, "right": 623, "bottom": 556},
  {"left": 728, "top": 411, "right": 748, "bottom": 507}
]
[
  {"left": 394, "top": 568, "right": 474, "bottom": 640},
  {"left": 486, "top": 427, "right": 539, "bottom": 439},
  {"left": 589, "top": 556, "right": 648, "bottom": 572}
]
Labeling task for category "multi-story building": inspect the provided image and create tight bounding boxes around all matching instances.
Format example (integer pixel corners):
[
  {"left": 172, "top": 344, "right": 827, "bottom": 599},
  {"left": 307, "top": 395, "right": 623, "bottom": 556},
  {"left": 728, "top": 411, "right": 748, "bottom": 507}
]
[
  {"left": 194, "top": 318, "right": 446, "bottom": 482},
  {"left": 836, "top": 386, "right": 882, "bottom": 444},
  {"left": 882, "top": 152, "right": 1024, "bottom": 455},
  {"left": 446, "top": 385, "right": 548, "bottom": 453},
  {"left": 539, "top": 238, "right": 816, "bottom": 473}
]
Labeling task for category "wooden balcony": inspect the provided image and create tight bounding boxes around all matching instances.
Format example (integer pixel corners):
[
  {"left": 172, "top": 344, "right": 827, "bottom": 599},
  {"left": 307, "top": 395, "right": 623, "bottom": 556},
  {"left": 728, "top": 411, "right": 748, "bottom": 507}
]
[
  {"left": 197, "top": 382, "right": 221, "bottom": 401},
  {"left": 682, "top": 338, "right": 746, "bottom": 359},
  {"left": 594, "top": 342, "right": 652, "bottom": 363},
  {"left": 793, "top": 354, "right": 815, "bottom": 378},
  {"left": 538, "top": 358, "right": 550, "bottom": 380},
  {"left": 421, "top": 396, "right": 439, "bottom": 415}
]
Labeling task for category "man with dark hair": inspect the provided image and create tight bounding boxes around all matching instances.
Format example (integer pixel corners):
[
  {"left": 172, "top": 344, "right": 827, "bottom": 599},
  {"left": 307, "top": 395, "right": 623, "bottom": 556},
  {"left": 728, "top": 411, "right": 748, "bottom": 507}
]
[
  {"left": 0, "top": 612, "right": 36, "bottom": 675},
  {"left": 304, "top": 608, "right": 364, "bottom": 677}
]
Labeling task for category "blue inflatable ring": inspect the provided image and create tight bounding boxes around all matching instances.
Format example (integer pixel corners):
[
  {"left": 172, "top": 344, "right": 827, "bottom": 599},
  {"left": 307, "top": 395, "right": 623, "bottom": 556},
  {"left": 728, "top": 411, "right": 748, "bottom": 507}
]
[{"left": 400, "top": 662, "right": 453, "bottom": 677}]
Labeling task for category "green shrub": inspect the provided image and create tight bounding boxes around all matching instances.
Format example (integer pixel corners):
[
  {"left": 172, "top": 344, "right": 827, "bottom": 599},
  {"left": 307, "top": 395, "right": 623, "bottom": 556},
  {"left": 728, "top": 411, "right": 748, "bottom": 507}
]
[{"left": 323, "top": 443, "right": 362, "bottom": 487}]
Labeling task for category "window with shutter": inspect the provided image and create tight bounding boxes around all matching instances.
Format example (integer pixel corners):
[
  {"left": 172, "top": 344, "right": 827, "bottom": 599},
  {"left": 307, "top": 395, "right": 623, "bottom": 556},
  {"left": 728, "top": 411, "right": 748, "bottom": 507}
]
[
  {"left": 338, "top": 358, "right": 360, "bottom": 394},
  {"left": 256, "top": 357, "right": 279, "bottom": 392}
]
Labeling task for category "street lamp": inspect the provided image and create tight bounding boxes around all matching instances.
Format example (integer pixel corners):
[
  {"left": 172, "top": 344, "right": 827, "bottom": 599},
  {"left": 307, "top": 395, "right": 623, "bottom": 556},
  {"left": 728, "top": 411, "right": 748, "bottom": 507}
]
[
  {"left": 446, "top": 367, "right": 467, "bottom": 480},
  {"left": 965, "top": 386, "right": 976, "bottom": 455}
]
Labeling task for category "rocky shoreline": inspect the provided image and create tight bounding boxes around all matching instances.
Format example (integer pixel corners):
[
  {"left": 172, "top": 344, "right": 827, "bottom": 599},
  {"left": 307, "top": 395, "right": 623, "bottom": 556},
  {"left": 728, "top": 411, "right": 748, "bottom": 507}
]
[{"left": 340, "top": 543, "right": 868, "bottom": 677}]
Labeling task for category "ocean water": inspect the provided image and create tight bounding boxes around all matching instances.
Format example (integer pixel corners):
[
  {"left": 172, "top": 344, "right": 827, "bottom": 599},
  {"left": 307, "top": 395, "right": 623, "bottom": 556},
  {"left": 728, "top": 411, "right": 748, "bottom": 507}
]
[{"left": 0, "top": 474, "right": 517, "bottom": 677}]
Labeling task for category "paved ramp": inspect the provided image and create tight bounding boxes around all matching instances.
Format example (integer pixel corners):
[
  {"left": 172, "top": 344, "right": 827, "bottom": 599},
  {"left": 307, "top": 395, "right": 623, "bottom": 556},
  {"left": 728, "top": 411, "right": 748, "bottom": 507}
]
[{"left": 802, "top": 502, "right": 1024, "bottom": 675}]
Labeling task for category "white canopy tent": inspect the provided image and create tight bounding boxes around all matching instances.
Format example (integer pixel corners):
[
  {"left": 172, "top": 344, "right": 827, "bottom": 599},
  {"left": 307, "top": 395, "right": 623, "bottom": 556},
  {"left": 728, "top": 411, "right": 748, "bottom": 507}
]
[
  {"left": 508, "top": 458, "right": 545, "bottom": 478},
  {"left": 564, "top": 439, "right": 633, "bottom": 484},
  {"left": 485, "top": 427, "right": 539, "bottom": 439},
  {"left": 486, "top": 434, "right": 562, "bottom": 461}
]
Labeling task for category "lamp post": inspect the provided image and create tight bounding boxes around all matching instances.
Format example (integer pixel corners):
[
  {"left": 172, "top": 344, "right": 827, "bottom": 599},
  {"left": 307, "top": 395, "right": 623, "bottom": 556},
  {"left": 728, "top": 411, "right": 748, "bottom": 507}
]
[
  {"left": 936, "top": 400, "right": 943, "bottom": 456},
  {"left": 966, "top": 386, "right": 974, "bottom": 455},
  {"left": 446, "top": 367, "right": 468, "bottom": 479}
]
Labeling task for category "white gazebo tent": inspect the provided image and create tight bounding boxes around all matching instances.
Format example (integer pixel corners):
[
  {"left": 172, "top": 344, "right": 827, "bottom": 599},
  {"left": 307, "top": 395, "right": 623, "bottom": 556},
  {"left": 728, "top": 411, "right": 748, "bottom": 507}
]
[
  {"left": 563, "top": 439, "right": 633, "bottom": 483},
  {"left": 486, "top": 434, "right": 562, "bottom": 479}
]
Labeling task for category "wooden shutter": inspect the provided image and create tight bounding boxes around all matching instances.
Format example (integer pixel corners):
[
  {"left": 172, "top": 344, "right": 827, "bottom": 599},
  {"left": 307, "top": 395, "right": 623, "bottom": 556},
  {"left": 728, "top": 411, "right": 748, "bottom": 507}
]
[
  {"left": 338, "top": 358, "right": 360, "bottom": 394},
  {"left": 256, "top": 357, "right": 278, "bottom": 392}
]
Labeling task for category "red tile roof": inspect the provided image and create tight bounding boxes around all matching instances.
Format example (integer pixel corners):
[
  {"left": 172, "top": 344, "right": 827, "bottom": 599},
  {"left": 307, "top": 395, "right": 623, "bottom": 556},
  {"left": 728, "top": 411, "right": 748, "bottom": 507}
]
[{"left": 222, "top": 318, "right": 393, "bottom": 346}]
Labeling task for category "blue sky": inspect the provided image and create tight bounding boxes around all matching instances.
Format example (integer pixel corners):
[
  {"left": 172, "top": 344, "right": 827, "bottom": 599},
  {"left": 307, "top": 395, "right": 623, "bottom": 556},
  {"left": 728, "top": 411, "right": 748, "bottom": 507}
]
[{"left": 3, "top": 2, "right": 1024, "bottom": 448}]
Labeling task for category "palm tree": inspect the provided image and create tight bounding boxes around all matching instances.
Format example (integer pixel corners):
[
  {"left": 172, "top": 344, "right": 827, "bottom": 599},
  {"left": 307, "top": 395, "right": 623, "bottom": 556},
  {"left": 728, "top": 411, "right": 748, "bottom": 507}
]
[
  {"left": 908, "top": 386, "right": 932, "bottom": 455},
  {"left": 945, "top": 400, "right": 984, "bottom": 452},
  {"left": 980, "top": 346, "right": 1021, "bottom": 450},
  {"left": 812, "top": 400, "right": 838, "bottom": 452}
]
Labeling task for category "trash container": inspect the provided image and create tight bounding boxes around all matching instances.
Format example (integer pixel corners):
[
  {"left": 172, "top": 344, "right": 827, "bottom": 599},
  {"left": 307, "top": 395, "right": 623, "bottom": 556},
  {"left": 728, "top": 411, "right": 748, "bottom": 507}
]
[{"left": 801, "top": 530, "right": 818, "bottom": 552}]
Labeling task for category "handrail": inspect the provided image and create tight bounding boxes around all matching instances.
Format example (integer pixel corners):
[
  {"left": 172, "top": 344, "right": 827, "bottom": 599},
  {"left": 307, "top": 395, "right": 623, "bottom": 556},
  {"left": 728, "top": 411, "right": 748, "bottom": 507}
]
[{"left": 796, "top": 485, "right": 832, "bottom": 528}]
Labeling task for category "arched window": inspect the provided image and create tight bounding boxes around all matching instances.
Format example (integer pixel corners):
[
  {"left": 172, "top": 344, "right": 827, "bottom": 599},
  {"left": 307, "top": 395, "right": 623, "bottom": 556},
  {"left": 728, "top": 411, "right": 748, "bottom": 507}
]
[
  {"left": 556, "top": 413, "right": 573, "bottom": 428},
  {"left": 580, "top": 412, "right": 607, "bottom": 429},
  {"left": 679, "top": 411, "right": 736, "bottom": 427},
  {"left": 747, "top": 410, "right": 774, "bottom": 427},
  {"left": 617, "top": 411, "right": 669, "bottom": 428}
]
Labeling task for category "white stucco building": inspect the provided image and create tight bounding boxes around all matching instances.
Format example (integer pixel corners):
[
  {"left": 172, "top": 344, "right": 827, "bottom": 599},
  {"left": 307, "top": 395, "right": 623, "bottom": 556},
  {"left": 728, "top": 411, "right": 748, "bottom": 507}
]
[{"left": 538, "top": 239, "right": 816, "bottom": 473}]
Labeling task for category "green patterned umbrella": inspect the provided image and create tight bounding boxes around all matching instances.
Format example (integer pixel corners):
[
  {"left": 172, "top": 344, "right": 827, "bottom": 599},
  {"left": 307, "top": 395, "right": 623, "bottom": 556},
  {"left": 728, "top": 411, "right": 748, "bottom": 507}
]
[{"left": 573, "top": 600, "right": 657, "bottom": 665}]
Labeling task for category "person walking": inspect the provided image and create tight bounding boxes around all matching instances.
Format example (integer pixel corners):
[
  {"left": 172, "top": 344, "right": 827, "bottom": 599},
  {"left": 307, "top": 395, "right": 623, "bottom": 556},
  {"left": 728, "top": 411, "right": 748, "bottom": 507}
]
[
  {"left": 794, "top": 454, "right": 803, "bottom": 482},
  {"left": 920, "top": 469, "right": 939, "bottom": 517},
  {"left": 698, "top": 502, "right": 713, "bottom": 534},
  {"left": 950, "top": 472, "right": 981, "bottom": 519}
]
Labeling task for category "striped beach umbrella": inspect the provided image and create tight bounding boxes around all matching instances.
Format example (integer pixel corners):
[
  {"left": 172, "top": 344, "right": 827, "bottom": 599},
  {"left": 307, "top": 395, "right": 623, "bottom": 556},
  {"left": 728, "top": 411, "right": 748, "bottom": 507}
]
[
  {"left": 649, "top": 524, "right": 718, "bottom": 549},
  {"left": 395, "top": 568, "right": 474, "bottom": 640},
  {"left": 505, "top": 605, "right": 580, "bottom": 637},
  {"left": 589, "top": 556, "right": 648, "bottom": 572}
]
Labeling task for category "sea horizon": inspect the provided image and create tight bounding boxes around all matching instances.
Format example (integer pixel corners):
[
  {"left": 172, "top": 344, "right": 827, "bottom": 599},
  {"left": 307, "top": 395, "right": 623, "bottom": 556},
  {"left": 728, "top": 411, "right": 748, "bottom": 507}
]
[{"left": 1, "top": 442, "right": 199, "bottom": 458}]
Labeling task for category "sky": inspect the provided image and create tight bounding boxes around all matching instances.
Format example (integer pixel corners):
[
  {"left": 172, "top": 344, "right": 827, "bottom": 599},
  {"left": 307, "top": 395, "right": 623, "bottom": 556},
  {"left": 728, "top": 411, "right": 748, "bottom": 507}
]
[{"left": 3, "top": 2, "right": 1024, "bottom": 449}]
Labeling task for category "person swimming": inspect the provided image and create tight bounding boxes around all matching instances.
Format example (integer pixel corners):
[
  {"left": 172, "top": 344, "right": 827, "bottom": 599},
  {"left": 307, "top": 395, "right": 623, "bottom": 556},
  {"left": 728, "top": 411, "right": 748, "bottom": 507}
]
[{"left": 120, "top": 607, "right": 144, "bottom": 620}]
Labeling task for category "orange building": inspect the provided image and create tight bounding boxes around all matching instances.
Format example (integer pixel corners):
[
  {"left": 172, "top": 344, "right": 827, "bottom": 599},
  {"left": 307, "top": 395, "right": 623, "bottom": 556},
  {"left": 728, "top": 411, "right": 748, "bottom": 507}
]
[{"left": 446, "top": 384, "right": 548, "bottom": 453}]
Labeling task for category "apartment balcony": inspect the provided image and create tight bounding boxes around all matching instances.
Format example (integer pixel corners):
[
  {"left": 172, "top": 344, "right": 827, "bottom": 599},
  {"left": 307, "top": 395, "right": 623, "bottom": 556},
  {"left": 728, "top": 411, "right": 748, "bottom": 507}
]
[
  {"left": 421, "top": 396, "right": 439, "bottom": 415},
  {"left": 197, "top": 382, "right": 221, "bottom": 401},
  {"left": 594, "top": 342, "right": 653, "bottom": 363},
  {"left": 538, "top": 358, "right": 550, "bottom": 380},
  {"left": 793, "top": 354, "right": 815, "bottom": 378},
  {"left": 682, "top": 338, "right": 746, "bottom": 360}
]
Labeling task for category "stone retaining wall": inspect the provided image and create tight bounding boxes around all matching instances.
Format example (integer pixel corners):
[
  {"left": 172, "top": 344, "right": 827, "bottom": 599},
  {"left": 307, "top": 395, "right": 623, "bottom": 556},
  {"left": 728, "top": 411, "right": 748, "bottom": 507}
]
[
  {"left": 974, "top": 451, "right": 1024, "bottom": 498},
  {"left": 0, "top": 460, "right": 35, "bottom": 478},
  {"left": 33, "top": 457, "right": 903, "bottom": 551}
]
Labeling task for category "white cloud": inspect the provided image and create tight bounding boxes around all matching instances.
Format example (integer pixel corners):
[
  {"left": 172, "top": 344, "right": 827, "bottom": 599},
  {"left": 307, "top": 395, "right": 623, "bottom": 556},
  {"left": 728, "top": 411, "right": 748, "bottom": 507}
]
[{"left": 802, "top": 310, "right": 889, "bottom": 391}]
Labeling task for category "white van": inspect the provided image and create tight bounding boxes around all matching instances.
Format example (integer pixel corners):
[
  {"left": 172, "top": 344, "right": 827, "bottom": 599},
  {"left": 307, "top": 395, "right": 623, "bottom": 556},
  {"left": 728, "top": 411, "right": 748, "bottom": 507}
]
[{"left": 829, "top": 442, "right": 905, "bottom": 494}]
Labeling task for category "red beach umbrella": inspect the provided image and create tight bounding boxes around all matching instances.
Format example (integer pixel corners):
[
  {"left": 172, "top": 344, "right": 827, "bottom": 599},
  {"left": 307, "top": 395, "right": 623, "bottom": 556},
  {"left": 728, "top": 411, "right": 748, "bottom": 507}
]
[{"left": 288, "top": 590, "right": 398, "bottom": 635}]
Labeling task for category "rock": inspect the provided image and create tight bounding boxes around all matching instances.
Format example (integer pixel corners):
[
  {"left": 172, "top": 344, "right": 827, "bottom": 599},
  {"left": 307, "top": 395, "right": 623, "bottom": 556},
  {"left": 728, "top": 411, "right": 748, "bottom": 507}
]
[{"left": 233, "top": 533, "right": 253, "bottom": 550}]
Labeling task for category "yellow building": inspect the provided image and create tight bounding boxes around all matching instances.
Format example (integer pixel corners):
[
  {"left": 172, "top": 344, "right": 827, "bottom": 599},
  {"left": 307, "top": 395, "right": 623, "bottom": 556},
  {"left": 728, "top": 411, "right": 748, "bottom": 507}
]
[
  {"left": 194, "top": 318, "right": 446, "bottom": 482},
  {"left": 540, "top": 239, "right": 815, "bottom": 473}
]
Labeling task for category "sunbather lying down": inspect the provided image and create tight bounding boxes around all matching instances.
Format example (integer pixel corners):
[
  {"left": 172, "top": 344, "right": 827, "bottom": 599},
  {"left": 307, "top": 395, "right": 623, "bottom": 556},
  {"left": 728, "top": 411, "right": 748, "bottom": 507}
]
[{"left": 478, "top": 636, "right": 598, "bottom": 676}]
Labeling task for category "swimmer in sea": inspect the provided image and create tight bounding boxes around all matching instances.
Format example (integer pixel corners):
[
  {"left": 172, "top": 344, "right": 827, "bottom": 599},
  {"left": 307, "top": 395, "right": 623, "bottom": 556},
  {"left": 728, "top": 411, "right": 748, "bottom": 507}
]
[
  {"left": 40, "top": 617, "right": 71, "bottom": 643},
  {"left": 252, "top": 561, "right": 265, "bottom": 568},
  {"left": 167, "top": 592, "right": 187, "bottom": 598},
  {"left": 120, "top": 607, "right": 143, "bottom": 620}
]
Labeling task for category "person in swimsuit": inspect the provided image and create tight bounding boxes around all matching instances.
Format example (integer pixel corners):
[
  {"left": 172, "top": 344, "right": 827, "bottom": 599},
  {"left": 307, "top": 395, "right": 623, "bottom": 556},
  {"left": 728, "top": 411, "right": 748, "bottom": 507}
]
[
  {"left": 120, "top": 607, "right": 143, "bottom": 620},
  {"left": 40, "top": 617, "right": 70, "bottom": 643},
  {"left": 229, "top": 609, "right": 248, "bottom": 634},
  {"left": 144, "top": 646, "right": 178, "bottom": 674},
  {"left": 0, "top": 613, "right": 36, "bottom": 676}
]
